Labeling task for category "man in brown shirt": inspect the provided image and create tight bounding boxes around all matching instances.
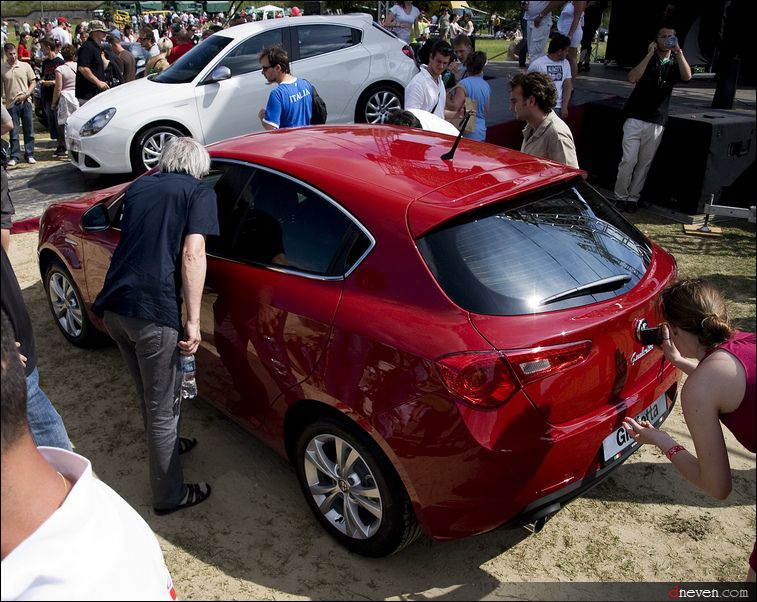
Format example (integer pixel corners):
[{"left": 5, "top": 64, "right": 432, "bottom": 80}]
[
  {"left": 1, "top": 43, "right": 36, "bottom": 166},
  {"left": 510, "top": 71, "right": 578, "bottom": 168},
  {"left": 107, "top": 33, "right": 136, "bottom": 82}
]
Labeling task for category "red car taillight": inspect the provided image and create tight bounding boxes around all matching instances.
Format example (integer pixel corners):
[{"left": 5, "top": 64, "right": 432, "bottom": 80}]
[
  {"left": 436, "top": 341, "right": 592, "bottom": 408},
  {"left": 436, "top": 351, "right": 518, "bottom": 408},
  {"left": 402, "top": 44, "right": 415, "bottom": 59},
  {"left": 506, "top": 341, "right": 592, "bottom": 384}
]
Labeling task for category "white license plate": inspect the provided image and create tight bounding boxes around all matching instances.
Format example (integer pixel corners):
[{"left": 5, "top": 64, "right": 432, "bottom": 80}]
[{"left": 602, "top": 394, "right": 668, "bottom": 463}]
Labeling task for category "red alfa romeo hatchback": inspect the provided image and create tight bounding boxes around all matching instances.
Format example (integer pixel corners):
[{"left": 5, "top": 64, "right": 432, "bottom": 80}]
[{"left": 38, "top": 126, "right": 680, "bottom": 556}]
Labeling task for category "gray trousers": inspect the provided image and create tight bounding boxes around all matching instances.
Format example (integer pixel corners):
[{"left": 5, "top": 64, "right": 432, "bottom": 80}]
[{"left": 104, "top": 311, "right": 185, "bottom": 508}]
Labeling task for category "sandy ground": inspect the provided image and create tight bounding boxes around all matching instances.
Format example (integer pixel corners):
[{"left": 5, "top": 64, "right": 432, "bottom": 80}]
[{"left": 7, "top": 231, "right": 755, "bottom": 599}]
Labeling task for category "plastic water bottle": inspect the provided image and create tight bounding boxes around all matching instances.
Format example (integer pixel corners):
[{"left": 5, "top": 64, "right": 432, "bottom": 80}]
[{"left": 180, "top": 354, "right": 197, "bottom": 399}]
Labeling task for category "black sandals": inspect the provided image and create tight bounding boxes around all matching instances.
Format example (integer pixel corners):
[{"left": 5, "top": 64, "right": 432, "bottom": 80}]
[{"left": 154, "top": 483, "right": 211, "bottom": 516}]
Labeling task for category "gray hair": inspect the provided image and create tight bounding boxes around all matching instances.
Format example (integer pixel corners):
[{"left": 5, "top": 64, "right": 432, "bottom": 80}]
[{"left": 158, "top": 137, "right": 210, "bottom": 179}]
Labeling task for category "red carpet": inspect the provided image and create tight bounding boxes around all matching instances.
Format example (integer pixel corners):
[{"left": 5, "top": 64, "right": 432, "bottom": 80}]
[{"left": 11, "top": 217, "right": 40, "bottom": 234}]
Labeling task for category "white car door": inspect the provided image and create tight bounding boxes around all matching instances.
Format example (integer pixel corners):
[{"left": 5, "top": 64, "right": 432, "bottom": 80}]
[
  {"left": 289, "top": 24, "right": 371, "bottom": 122},
  {"left": 194, "top": 27, "right": 286, "bottom": 144}
]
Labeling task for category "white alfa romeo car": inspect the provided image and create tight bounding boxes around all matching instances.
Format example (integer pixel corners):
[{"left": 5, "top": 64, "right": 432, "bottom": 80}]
[{"left": 66, "top": 14, "right": 418, "bottom": 174}]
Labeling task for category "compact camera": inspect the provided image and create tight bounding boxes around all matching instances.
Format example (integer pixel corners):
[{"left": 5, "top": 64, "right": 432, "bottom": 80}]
[
  {"left": 664, "top": 35, "right": 678, "bottom": 49},
  {"left": 637, "top": 326, "right": 664, "bottom": 346}
]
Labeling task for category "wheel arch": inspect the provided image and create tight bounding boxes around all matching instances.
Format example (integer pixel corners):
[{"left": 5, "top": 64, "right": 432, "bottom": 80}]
[
  {"left": 40, "top": 252, "right": 107, "bottom": 347},
  {"left": 283, "top": 398, "right": 428, "bottom": 533},
  {"left": 39, "top": 246, "right": 76, "bottom": 282}
]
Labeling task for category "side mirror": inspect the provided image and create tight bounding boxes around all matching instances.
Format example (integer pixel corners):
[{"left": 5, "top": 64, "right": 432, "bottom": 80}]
[
  {"left": 206, "top": 66, "right": 231, "bottom": 83},
  {"left": 81, "top": 203, "right": 110, "bottom": 232}
]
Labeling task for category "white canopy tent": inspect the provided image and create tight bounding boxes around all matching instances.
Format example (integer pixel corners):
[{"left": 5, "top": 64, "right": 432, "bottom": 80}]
[{"left": 255, "top": 4, "right": 285, "bottom": 19}]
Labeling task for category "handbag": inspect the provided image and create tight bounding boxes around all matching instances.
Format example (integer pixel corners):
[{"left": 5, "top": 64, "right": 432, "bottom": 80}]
[
  {"left": 57, "top": 90, "right": 79, "bottom": 126},
  {"left": 447, "top": 87, "right": 477, "bottom": 134}
]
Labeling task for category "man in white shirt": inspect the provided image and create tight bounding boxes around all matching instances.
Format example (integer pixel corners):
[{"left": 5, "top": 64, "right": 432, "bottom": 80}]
[
  {"left": 50, "top": 17, "right": 72, "bottom": 47},
  {"left": 528, "top": 33, "right": 572, "bottom": 118},
  {"left": 0, "top": 310, "right": 178, "bottom": 600},
  {"left": 405, "top": 40, "right": 454, "bottom": 120}
]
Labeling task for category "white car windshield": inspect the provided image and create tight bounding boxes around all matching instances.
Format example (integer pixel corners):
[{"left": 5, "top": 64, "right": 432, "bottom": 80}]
[{"left": 153, "top": 35, "right": 231, "bottom": 84}]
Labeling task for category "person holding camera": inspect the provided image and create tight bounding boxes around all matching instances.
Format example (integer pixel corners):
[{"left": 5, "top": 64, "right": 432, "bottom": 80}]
[
  {"left": 623, "top": 278, "right": 755, "bottom": 582},
  {"left": 612, "top": 26, "right": 691, "bottom": 213}
]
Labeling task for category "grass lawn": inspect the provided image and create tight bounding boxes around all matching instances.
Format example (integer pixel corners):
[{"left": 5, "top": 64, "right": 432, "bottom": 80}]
[
  {"left": 475, "top": 38, "right": 608, "bottom": 63},
  {"left": 626, "top": 210, "right": 756, "bottom": 332},
  {"left": 0, "top": 1, "right": 101, "bottom": 18}
]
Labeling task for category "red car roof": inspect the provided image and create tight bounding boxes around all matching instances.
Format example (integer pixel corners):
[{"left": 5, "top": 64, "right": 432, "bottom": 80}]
[{"left": 207, "top": 125, "right": 582, "bottom": 237}]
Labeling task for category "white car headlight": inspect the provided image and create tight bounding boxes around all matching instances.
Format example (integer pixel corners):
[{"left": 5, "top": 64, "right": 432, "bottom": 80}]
[{"left": 80, "top": 108, "right": 117, "bottom": 137}]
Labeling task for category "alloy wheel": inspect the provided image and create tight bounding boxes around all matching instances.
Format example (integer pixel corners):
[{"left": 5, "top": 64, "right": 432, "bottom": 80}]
[
  {"left": 303, "top": 433, "right": 383, "bottom": 539},
  {"left": 364, "top": 90, "right": 402, "bottom": 124},
  {"left": 141, "top": 130, "right": 178, "bottom": 170},
  {"left": 48, "top": 271, "right": 84, "bottom": 339}
]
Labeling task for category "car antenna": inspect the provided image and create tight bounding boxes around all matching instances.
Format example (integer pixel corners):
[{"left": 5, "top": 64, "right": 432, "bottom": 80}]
[{"left": 441, "top": 109, "right": 472, "bottom": 161}]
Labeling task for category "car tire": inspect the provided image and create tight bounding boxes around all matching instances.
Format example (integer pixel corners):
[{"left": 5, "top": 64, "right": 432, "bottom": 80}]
[
  {"left": 44, "top": 260, "right": 99, "bottom": 347},
  {"left": 355, "top": 85, "right": 404, "bottom": 124},
  {"left": 131, "top": 124, "right": 184, "bottom": 174},
  {"left": 294, "top": 416, "right": 422, "bottom": 557}
]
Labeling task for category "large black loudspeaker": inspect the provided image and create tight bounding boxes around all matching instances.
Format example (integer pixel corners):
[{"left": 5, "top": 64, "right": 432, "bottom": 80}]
[
  {"left": 642, "top": 111, "right": 756, "bottom": 214},
  {"left": 303, "top": 1, "right": 323, "bottom": 15}
]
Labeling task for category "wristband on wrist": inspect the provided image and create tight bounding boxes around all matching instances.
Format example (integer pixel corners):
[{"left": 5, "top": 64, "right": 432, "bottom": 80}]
[{"left": 665, "top": 444, "right": 686, "bottom": 460}]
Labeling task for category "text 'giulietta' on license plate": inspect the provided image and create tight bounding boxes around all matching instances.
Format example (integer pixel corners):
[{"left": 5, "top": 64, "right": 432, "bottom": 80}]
[{"left": 602, "top": 394, "right": 667, "bottom": 463}]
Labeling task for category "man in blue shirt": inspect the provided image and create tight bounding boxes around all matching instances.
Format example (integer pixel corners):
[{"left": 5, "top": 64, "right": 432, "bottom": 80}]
[
  {"left": 258, "top": 45, "right": 312, "bottom": 129},
  {"left": 92, "top": 137, "right": 219, "bottom": 516}
]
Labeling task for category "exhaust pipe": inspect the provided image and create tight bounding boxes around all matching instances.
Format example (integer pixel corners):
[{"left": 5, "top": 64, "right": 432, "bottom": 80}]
[
  {"left": 523, "top": 503, "right": 561, "bottom": 534},
  {"left": 524, "top": 516, "right": 547, "bottom": 533}
]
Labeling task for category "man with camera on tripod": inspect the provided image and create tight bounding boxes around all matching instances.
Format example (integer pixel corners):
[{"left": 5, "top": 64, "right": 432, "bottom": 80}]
[{"left": 612, "top": 26, "right": 691, "bottom": 213}]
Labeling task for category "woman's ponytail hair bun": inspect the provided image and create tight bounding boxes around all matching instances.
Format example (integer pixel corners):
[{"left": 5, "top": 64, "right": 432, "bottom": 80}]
[{"left": 662, "top": 278, "right": 732, "bottom": 347}]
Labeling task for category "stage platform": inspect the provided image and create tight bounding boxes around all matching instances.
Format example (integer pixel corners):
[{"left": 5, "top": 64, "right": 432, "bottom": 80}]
[{"left": 482, "top": 60, "right": 756, "bottom": 219}]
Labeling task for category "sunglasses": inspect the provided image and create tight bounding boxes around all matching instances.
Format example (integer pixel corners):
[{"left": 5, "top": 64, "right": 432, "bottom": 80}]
[{"left": 261, "top": 64, "right": 275, "bottom": 72}]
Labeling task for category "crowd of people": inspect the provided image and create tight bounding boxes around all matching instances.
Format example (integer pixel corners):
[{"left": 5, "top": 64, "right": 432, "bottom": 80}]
[{"left": 0, "top": 2, "right": 754, "bottom": 596}]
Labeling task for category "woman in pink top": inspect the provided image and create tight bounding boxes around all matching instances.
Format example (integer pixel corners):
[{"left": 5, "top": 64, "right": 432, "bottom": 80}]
[{"left": 624, "top": 278, "right": 756, "bottom": 581}]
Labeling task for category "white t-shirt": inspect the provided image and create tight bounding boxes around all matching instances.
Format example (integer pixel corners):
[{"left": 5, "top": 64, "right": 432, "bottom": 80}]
[
  {"left": 1, "top": 447, "right": 176, "bottom": 601},
  {"left": 389, "top": 3, "right": 420, "bottom": 44},
  {"left": 557, "top": 1, "right": 584, "bottom": 46},
  {"left": 404, "top": 65, "right": 446, "bottom": 119},
  {"left": 50, "top": 26, "right": 72, "bottom": 47},
  {"left": 528, "top": 55, "right": 571, "bottom": 109}
]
